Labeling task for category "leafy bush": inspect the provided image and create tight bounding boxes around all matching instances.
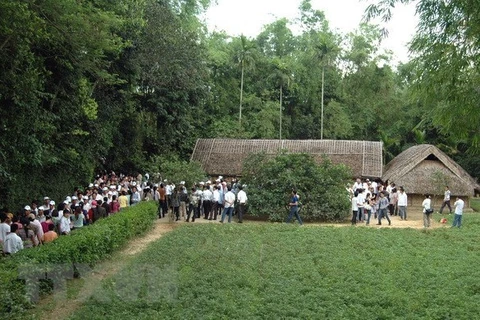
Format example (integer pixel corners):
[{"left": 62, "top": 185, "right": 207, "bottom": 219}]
[
  {"left": 0, "top": 201, "right": 157, "bottom": 318},
  {"left": 241, "top": 152, "right": 351, "bottom": 221},
  {"left": 144, "top": 155, "right": 207, "bottom": 185}
]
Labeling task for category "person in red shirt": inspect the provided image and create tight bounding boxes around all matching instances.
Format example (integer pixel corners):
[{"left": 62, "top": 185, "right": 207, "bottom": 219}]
[{"left": 110, "top": 195, "right": 120, "bottom": 215}]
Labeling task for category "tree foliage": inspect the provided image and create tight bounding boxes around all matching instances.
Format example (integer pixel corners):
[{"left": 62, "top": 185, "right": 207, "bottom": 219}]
[{"left": 241, "top": 152, "right": 351, "bottom": 222}]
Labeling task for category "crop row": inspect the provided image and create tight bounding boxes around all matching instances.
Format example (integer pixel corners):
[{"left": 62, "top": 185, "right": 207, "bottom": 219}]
[
  {"left": 70, "top": 215, "right": 480, "bottom": 319},
  {"left": 0, "top": 201, "right": 158, "bottom": 319}
]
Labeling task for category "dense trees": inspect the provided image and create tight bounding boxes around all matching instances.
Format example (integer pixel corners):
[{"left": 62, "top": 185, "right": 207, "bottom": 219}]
[{"left": 1, "top": 0, "right": 478, "bottom": 208}]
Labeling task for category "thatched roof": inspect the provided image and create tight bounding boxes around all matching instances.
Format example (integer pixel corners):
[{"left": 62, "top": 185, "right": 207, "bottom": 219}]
[
  {"left": 382, "top": 144, "right": 477, "bottom": 196},
  {"left": 190, "top": 139, "right": 383, "bottom": 178}
]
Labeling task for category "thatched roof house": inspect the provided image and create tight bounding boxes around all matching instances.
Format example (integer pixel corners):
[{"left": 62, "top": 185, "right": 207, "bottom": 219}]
[
  {"left": 382, "top": 144, "right": 478, "bottom": 206},
  {"left": 190, "top": 139, "right": 383, "bottom": 178}
]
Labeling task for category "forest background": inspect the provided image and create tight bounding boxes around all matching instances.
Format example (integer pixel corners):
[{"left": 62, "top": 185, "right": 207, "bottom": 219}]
[{"left": 1, "top": 0, "right": 479, "bottom": 209}]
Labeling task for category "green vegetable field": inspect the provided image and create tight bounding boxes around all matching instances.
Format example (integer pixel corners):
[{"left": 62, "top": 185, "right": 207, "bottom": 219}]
[{"left": 70, "top": 217, "right": 480, "bottom": 319}]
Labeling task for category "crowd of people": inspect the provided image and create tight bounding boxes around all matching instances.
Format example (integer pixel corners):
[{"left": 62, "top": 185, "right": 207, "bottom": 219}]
[
  {"left": 348, "top": 178, "right": 406, "bottom": 226},
  {"left": 348, "top": 179, "right": 465, "bottom": 228},
  {"left": 2, "top": 172, "right": 468, "bottom": 255},
  {"left": 0, "top": 172, "right": 249, "bottom": 256}
]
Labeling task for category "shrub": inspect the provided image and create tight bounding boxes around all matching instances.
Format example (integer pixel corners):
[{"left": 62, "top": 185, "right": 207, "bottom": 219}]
[
  {"left": 241, "top": 152, "right": 351, "bottom": 221},
  {"left": 0, "top": 201, "right": 157, "bottom": 318}
]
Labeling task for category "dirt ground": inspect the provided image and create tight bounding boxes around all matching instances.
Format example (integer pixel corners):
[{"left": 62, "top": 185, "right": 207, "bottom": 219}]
[{"left": 34, "top": 208, "right": 456, "bottom": 319}]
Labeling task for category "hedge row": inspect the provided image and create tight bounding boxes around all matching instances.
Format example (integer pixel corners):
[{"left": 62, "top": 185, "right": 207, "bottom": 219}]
[{"left": 0, "top": 201, "right": 158, "bottom": 318}]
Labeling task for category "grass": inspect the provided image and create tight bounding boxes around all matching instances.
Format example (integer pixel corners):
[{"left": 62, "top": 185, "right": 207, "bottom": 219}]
[
  {"left": 68, "top": 213, "right": 480, "bottom": 320},
  {"left": 470, "top": 197, "right": 480, "bottom": 212}
]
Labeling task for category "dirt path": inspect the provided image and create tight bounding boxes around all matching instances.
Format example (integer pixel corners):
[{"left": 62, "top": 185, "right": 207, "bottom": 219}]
[
  {"left": 34, "top": 218, "right": 181, "bottom": 320},
  {"left": 33, "top": 209, "right": 451, "bottom": 319}
]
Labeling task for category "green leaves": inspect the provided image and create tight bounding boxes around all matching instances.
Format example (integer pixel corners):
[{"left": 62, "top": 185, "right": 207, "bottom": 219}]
[
  {"left": 242, "top": 152, "right": 351, "bottom": 221},
  {"left": 70, "top": 220, "right": 480, "bottom": 319},
  {"left": 0, "top": 201, "right": 158, "bottom": 318}
]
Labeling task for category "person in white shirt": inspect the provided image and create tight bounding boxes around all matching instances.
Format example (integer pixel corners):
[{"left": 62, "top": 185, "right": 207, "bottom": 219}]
[
  {"left": 36, "top": 206, "right": 47, "bottom": 223},
  {"left": 220, "top": 186, "right": 236, "bottom": 223},
  {"left": 422, "top": 194, "right": 433, "bottom": 228},
  {"left": 351, "top": 191, "right": 359, "bottom": 225},
  {"left": 0, "top": 213, "right": 11, "bottom": 249},
  {"left": 3, "top": 223, "right": 23, "bottom": 254},
  {"left": 210, "top": 186, "right": 221, "bottom": 220},
  {"left": 452, "top": 197, "right": 465, "bottom": 228},
  {"left": 353, "top": 178, "right": 363, "bottom": 192},
  {"left": 397, "top": 187, "right": 408, "bottom": 220},
  {"left": 236, "top": 185, "right": 248, "bottom": 223},
  {"left": 202, "top": 186, "right": 213, "bottom": 220},
  {"left": 59, "top": 210, "right": 72, "bottom": 235},
  {"left": 357, "top": 189, "right": 365, "bottom": 222}
]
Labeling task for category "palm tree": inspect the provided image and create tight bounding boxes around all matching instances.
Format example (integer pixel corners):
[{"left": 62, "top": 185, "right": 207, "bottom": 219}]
[
  {"left": 268, "top": 58, "right": 293, "bottom": 140},
  {"left": 314, "top": 33, "right": 339, "bottom": 139},
  {"left": 235, "top": 35, "right": 256, "bottom": 126}
]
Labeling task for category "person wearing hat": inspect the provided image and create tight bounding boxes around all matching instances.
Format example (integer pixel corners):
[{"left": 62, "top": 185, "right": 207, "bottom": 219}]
[
  {"left": 43, "top": 196, "right": 50, "bottom": 210},
  {"left": 28, "top": 213, "right": 44, "bottom": 245},
  {"left": 23, "top": 205, "right": 32, "bottom": 219},
  {"left": 37, "top": 206, "right": 46, "bottom": 223}
]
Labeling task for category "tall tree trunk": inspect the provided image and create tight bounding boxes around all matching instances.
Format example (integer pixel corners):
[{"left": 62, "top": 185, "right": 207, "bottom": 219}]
[
  {"left": 279, "top": 85, "right": 283, "bottom": 140},
  {"left": 321, "top": 65, "right": 325, "bottom": 140},
  {"left": 239, "top": 61, "right": 244, "bottom": 125}
]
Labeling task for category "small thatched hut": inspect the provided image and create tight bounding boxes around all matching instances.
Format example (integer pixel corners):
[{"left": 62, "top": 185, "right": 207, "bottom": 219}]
[
  {"left": 190, "top": 139, "right": 383, "bottom": 178},
  {"left": 382, "top": 144, "right": 478, "bottom": 207}
]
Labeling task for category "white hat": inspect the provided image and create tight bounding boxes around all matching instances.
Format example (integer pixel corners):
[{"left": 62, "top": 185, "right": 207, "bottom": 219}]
[
  {"left": 102, "top": 187, "right": 108, "bottom": 191},
  {"left": 180, "top": 181, "right": 185, "bottom": 185},
  {"left": 82, "top": 196, "right": 88, "bottom": 200},
  {"left": 215, "top": 179, "right": 220, "bottom": 182},
  {"left": 132, "top": 182, "right": 137, "bottom": 186},
  {"left": 24, "top": 205, "right": 32, "bottom": 211},
  {"left": 38, "top": 206, "right": 45, "bottom": 211},
  {"left": 108, "top": 191, "right": 113, "bottom": 195},
  {"left": 109, "top": 185, "right": 116, "bottom": 189},
  {"left": 43, "top": 196, "right": 50, "bottom": 200},
  {"left": 199, "top": 181, "right": 205, "bottom": 185},
  {"left": 219, "top": 176, "right": 223, "bottom": 179},
  {"left": 63, "top": 200, "right": 69, "bottom": 205},
  {"left": 49, "top": 200, "right": 56, "bottom": 206},
  {"left": 72, "top": 196, "right": 78, "bottom": 200},
  {"left": 164, "top": 179, "right": 168, "bottom": 182},
  {"left": 88, "top": 183, "right": 94, "bottom": 188},
  {"left": 65, "top": 196, "right": 72, "bottom": 203},
  {"left": 206, "top": 180, "right": 211, "bottom": 184},
  {"left": 94, "top": 183, "right": 99, "bottom": 187}
]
